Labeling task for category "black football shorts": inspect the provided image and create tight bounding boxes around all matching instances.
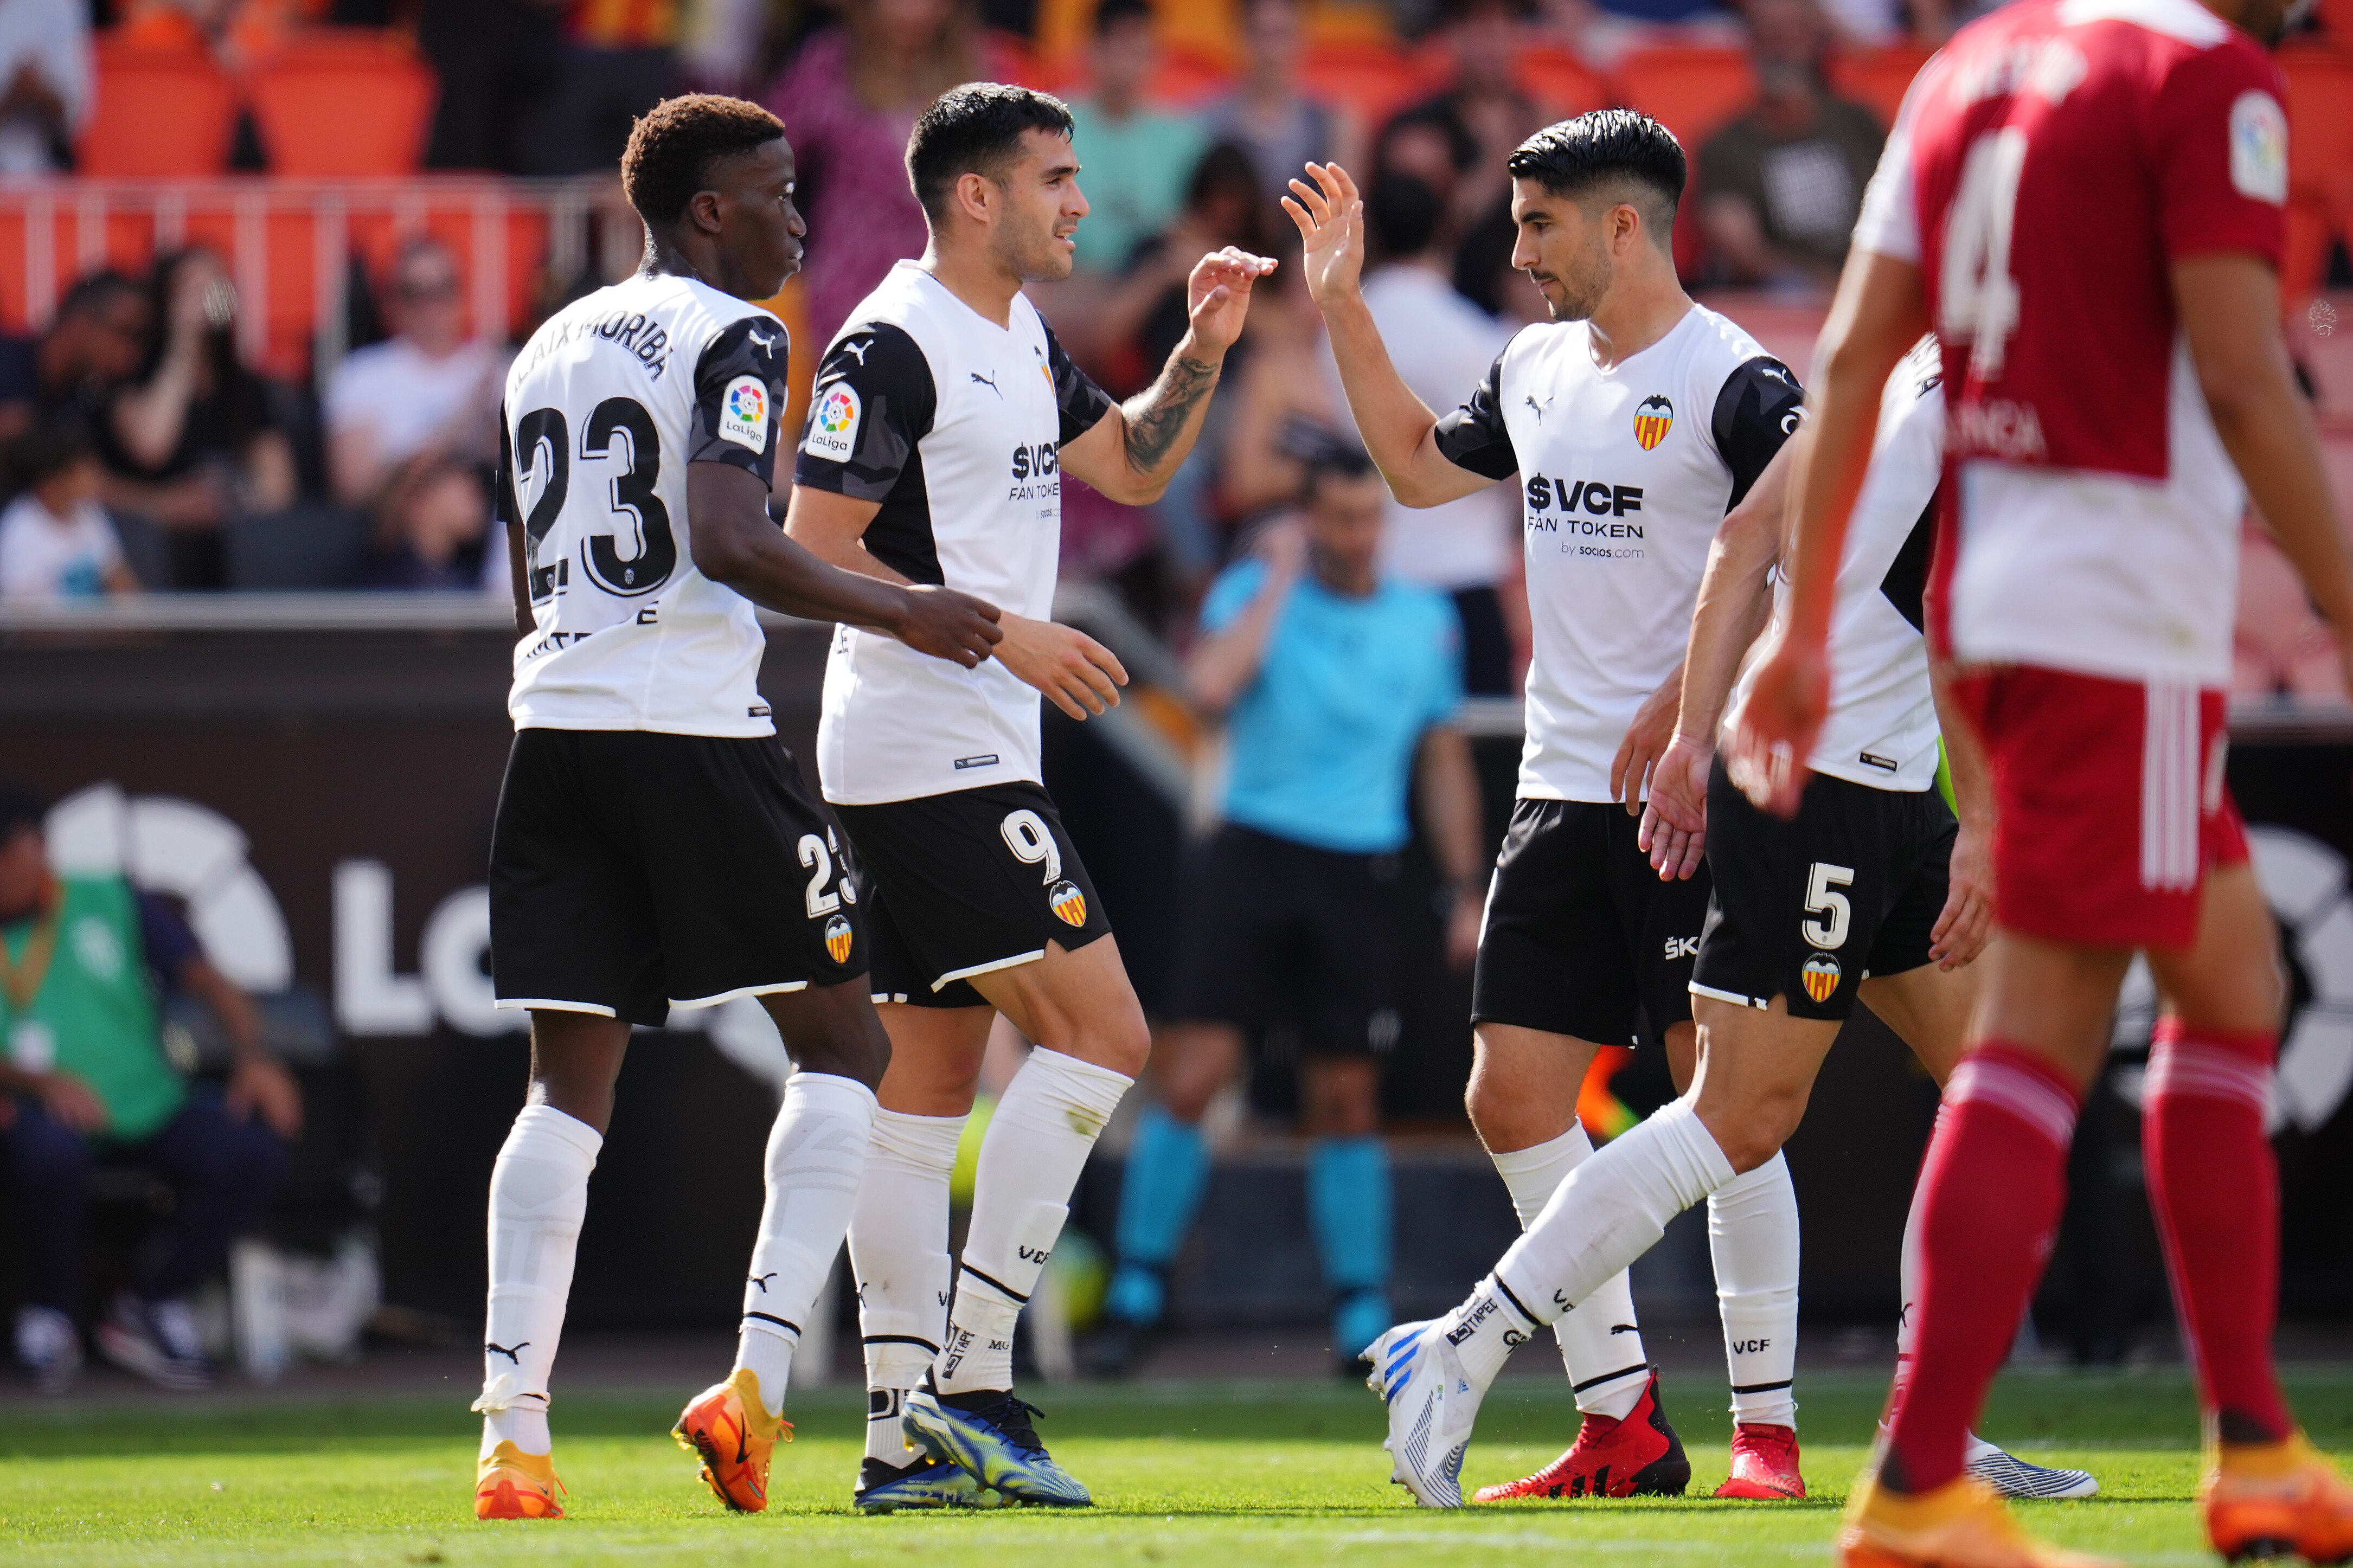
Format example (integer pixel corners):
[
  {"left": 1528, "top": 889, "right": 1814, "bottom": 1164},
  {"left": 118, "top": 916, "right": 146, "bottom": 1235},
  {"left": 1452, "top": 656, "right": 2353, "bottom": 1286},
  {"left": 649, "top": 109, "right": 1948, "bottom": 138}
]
[
  {"left": 1471, "top": 798, "right": 1711, "bottom": 1049},
  {"left": 490, "top": 728, "right": 864, "bottom": 1028},
  {"left": 1163, "top": 822, "right": 1408, "bottom": 1058},
  {"left": 1691, "top": 755, "right": 1956, "bottom": 1022},
  {"left": 831, "top": 781, "right": 1112, "bottom": 1008}
]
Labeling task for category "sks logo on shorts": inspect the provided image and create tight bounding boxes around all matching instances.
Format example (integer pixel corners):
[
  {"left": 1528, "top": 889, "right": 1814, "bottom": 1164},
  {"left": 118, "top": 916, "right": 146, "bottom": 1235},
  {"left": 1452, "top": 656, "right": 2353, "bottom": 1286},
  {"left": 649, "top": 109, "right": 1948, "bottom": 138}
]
[
  {"left": 1048, "top": 878, "right": 1087, "bottom": 927},
  {"left": 1633, "top": 394, "right": 1675, "bottom": 451},
  {"left": 823, "top": 912, "right": 853, "bottom": 965},
  {"left": 1800, "top": 953, "right": 1842, "bottom": 1005}
]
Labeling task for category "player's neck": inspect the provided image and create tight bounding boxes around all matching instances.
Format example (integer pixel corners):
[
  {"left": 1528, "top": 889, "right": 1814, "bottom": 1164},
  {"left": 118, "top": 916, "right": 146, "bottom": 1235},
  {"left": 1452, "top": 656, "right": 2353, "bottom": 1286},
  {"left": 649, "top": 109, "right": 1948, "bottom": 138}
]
[
  {"left": 639, "top": 234, "right": 743, "bottom": 302},
  {"left": 920, "top": 242, "right": 1022, "bottom": 329},
  {"left": 1583, "top": 273, "right": 1692, "bottom": 370}
]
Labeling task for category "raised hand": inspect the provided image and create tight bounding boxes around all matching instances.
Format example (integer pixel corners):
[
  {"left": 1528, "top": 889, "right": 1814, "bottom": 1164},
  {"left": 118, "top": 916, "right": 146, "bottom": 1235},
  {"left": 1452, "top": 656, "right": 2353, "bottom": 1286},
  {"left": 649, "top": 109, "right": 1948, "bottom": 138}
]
[
  {"left": 1185, "top": 246, "right": 1279, "bottom": 357},
  {"left": 893, "top": 584, "right": 1004, "bottom": 669},
  {"left": 1280, "top": 162, "right": 1366, "bottom": 309}
]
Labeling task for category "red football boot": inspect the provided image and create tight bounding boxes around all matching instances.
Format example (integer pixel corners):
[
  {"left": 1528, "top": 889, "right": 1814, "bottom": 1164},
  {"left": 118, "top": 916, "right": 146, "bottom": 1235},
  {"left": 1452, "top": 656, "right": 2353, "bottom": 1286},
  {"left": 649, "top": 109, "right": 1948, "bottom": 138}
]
[
  {"left": 1473, "top": 1370, "right": 1691, "bottom": 1501},
  {"left": 1715, "top": 1422, "right": 1805, "bottom": 1498}
]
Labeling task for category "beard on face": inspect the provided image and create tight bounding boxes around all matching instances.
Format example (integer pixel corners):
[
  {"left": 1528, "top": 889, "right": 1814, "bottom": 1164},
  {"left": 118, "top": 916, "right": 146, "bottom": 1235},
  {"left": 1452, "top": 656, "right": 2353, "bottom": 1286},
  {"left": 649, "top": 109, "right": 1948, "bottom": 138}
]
[{"left": 1541, "top": 242, "right": 1612, "bottom": 323}]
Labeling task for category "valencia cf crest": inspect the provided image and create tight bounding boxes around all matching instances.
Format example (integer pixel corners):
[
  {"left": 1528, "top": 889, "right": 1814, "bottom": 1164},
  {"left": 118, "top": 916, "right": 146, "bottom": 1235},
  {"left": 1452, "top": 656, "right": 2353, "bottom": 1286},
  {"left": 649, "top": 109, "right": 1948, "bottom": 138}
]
[
  {"left": 1048, "top": 878, "right": 1088, "bottom": 927},
  {"left": 1800, "top": 953, "right": 1842, "bottom": 1005},
  {"left": 824, "top": 912, "right": 854, "bottom": 965},
  {"left": 1633, "top": 394, "right": 1675, "bottom": 451}
]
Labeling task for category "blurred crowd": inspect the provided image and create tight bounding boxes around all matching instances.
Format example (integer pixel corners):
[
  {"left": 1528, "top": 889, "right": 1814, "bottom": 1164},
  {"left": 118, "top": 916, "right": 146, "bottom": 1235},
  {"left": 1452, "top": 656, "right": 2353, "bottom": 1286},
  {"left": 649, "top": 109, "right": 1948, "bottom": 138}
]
[{"left": 0, "top": 0, "right": 2344, "bottom": 702}]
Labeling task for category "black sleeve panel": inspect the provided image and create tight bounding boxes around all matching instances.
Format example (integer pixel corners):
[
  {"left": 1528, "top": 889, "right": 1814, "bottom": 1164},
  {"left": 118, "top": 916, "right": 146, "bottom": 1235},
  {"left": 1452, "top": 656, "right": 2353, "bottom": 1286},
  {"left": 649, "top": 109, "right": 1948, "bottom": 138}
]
[
  {"left": 1710, "top": 355, "right": 1807, "bottom": 510},
  {"left": 689, "top": 314, "right": 792, "bottom": 483},
  {"left": 1431, "top": 348, "right": 1519, "bottom": 480},
  {"left": 1044, "top": 319, "right": 1116, "bottom": 445},
  {"left": 494, "top": 400, "right": 518, "bottom": 528},
  {"left": 791, "top": 324, "right": 937, "bottom": 503}
]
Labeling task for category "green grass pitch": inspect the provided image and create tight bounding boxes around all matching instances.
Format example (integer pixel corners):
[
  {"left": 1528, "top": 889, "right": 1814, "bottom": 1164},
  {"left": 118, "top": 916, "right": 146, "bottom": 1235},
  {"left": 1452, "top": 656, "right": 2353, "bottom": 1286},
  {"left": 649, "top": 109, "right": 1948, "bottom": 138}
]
[{"left": 4, "top": 1367, "right": 2350, "bottom": 1565}]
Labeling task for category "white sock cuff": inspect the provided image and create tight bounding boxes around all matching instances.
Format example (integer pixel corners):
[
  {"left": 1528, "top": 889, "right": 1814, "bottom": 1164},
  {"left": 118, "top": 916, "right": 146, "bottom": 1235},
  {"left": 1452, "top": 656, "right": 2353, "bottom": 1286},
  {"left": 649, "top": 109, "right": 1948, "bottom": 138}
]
[
  {"left": 1012, "top": 1046, "right": 1134, "bottom": 1126},
  {"left": 505, "top": 1102, "right": 602, "bottom": 1165},
  {"left": 788, "top": 1070, "right": 881, "bottom": 1117},
  {"left": 1652, "top": 1097, "right": 1737, "bottom": 1200},
  {"left": 1488, "top": 1123, "right": 1595, "bottom": 1181},
  {"left": 871, "top": 1107, "right": 966, "bottom": 1172},
  {"left": 1709, "top": 1149, "right": 1790, "bottom": 1207}
]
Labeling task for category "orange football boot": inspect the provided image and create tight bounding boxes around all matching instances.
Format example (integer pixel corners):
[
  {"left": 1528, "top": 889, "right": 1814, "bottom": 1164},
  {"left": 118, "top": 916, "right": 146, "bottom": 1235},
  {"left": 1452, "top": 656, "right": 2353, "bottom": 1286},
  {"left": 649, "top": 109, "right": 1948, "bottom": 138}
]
[
  {"left": 672, "top": 1366, "right": 792, "bottom": 1513},
  {"left": 2203, "top": 1433, "right": 2353, "bottom": 1565},
  {"left": 1716, "top": 1422, "right": 1805, "bottom": 1499},
  {"left": 475, "top": 1441, "right": 566, "bottom": 1520},
  {"left": 1838, "top": 1474, "right": 2125, "bottom": 1568}
]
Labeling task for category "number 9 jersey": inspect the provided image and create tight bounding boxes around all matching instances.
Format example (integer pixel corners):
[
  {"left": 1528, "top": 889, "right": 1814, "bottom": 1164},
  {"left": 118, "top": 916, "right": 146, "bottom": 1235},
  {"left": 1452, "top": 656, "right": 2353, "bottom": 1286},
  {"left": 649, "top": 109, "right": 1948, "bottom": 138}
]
[{"left": 497, "top": 271, "right": 791, "bottom": 736}]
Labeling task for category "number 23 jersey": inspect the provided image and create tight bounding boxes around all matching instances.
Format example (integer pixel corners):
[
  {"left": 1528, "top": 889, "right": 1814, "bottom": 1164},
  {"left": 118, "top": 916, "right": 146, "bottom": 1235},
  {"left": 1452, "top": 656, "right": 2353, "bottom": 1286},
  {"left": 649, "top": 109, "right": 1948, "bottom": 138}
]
[{"left": 498, "top": 271, "right": 789, "bottom": 736}]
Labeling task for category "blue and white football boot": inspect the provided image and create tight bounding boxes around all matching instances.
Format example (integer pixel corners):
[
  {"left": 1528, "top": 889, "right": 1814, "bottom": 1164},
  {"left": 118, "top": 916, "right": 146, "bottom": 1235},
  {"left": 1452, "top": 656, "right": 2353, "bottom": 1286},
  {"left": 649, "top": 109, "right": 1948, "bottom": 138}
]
[
  {"left": 1966, "top": 1434, "right": 2100, "bottom": 1500},
  {"left": 853, "top": 1454, "right": 1005, "bottom": 1513},
  {"left": 902, "top": 1373, "right": 1092, "bottom": 1507},
  {"left": 1366, "top": 1319, "right": 1485, "bottom": 1508}
]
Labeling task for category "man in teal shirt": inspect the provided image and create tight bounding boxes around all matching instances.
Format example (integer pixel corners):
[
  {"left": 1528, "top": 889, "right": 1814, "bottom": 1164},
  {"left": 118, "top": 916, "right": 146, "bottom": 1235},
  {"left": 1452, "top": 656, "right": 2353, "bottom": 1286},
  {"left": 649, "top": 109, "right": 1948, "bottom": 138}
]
[
  {"left": 1088, "top": 449, "right": 1486, "bottom": 1374},
  {"left": 0, "top": 782, "right": 299, "bottom": 1391},
  {"left": 1066, "top": 0, "right": 1208, "bottom": 275}
]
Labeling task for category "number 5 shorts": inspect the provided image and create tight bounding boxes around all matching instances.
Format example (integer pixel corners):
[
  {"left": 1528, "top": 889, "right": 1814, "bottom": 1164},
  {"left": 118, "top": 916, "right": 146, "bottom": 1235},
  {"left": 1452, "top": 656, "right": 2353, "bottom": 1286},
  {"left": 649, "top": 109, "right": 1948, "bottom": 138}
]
[
  {"left": 1689, "top": 753, "right": 1956, "bottom": 1023},
  {"left": 489, "top": 727, "right": 865, "bottom": 1028},
  {"left": 831, "top": 781, "right": 1114, "bottom": 1008}
]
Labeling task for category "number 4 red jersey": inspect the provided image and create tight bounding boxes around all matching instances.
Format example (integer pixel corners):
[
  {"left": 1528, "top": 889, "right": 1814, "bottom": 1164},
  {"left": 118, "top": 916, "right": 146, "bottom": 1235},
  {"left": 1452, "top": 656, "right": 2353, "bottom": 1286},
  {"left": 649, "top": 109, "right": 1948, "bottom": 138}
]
[{"left": 1851, "top": 0, "right": 2288, "bottom": 687}]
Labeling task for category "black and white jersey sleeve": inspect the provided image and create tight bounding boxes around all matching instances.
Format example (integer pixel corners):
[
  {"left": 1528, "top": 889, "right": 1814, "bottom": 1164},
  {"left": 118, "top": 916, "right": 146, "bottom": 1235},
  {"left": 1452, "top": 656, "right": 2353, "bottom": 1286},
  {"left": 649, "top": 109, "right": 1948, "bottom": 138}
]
[
  {"left": 1043, "top": 320, "right": 1114, "bottom": 444},
  {"left": 793, "top": 324, "right": 941, "bottom": 582},
  {"left": 688, "top": 316, "right": 791, "bottom": 483},
  {"left": 1431, "top": 346, "right": 1520, "bottom": 480},
  {"left": 1710, "top": 355, "right": 1806, "bottom": 510}
]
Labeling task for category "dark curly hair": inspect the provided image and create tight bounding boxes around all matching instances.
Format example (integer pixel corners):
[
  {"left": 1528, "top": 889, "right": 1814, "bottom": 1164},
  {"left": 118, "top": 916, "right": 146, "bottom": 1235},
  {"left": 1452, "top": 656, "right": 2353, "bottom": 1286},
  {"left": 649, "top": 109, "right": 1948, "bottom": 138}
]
[
  {"left": 1506, "top": 110, "right": 1686, "bottom": 246},
  {"left": 621, "top": 94, "right": 788, "bottom": 226}
]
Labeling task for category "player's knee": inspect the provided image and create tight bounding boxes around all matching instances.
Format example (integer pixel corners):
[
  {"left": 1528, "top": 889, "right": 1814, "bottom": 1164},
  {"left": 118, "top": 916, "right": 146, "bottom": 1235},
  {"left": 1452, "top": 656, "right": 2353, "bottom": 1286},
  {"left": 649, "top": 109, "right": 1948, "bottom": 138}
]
[{"left": 1464, "top": 1073, "right": 1546, "bottom": 1149}]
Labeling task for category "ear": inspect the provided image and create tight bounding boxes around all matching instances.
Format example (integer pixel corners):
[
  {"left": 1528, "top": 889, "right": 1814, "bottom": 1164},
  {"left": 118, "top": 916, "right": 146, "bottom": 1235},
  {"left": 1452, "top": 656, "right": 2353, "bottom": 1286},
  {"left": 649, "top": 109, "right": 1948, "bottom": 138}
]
[
  {"left": 953, "top": 170, "right": 996, "bottom": 226},
  {"left": 687, "top": 188, "right": 726, "bottom": 237}
]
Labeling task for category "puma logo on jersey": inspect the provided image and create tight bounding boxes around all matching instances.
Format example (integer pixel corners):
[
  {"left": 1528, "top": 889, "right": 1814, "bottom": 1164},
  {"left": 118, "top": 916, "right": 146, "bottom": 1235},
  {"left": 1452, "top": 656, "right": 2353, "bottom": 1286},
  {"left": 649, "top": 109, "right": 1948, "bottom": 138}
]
[
  {"left": 970, "top": 370, "right": 1001, "bottom": 395},
  {"left": 842, "top": 338, "right": 871, "bottom": 364},
  {"left": 748, "top": 1273, "right": 776, "bottom": 1293},
  {"left": 1524, "top": 393, "right": 1550, "bottom": 421},
  {"left": 747, "top": 325, "right": 782, "bottom": 352}
]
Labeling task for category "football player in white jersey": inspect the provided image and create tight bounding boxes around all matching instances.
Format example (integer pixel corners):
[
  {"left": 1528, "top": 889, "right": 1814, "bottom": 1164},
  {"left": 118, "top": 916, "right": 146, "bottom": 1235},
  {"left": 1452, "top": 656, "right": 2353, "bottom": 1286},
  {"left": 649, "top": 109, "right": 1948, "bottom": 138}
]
[
  {"left": 472, "top": 95, "right": 1002, "bottom": 1522},
  {"left": 784, "top": 84, "right": 1273, "bottom": 1511},
  {"left": 1287, "top": 113, "right": 1811, "bottom": 1502}
]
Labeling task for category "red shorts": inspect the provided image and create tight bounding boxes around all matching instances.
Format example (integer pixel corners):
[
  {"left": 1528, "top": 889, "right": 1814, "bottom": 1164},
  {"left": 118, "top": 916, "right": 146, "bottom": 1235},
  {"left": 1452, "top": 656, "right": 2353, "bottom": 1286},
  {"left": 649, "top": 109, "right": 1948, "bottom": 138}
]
[{"left": 1950, "top": 666, "right": 2247, "bottom": 952}]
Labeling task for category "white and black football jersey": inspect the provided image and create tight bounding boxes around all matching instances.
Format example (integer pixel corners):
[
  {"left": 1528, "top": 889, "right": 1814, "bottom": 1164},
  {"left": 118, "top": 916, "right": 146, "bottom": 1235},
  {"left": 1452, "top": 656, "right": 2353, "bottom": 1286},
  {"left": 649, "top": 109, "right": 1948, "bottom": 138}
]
[
  {"left": 499, "top": 270, "right": 789, "bottom": 736},
  {"left": 1728, "top": 336, "right": 1944, "bottom": 792},
  {"left": 794, "top": 260, "right": 1116, "bottom": 807},
  {"left": 1434, "top": 304, "right": 1805, "bottom": 802}
]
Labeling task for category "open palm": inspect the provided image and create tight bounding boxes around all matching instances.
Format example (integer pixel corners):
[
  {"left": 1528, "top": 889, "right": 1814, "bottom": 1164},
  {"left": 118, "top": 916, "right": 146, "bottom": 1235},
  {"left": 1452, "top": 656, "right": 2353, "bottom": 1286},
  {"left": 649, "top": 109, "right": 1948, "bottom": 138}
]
[{"left": 1280, "top": 162, "right": 1365, "bottom": 307}]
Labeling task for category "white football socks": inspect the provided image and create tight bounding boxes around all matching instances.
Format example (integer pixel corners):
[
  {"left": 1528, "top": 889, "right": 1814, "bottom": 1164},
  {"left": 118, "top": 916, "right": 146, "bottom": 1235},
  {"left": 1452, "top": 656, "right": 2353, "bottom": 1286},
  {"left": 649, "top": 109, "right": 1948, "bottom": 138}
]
[
  {"left": 936, "top": 1047, "right": 1132, "bottom": 1396},
  {"left": 732, "top": 1072, "right": 877, "bottom": 1418},
  {"left": 849, "top": 1107, "right": 965, "bottom": 1464},
  {"left": 1437, "top": 1273, "right": 1543, "bottom": 1392},
  {"left": 1492, "top": 1097, "right": 1736, "bottom": 1346},
  {"left": 473, "top": 1103, "right": 600, "bottom": 1459},
  {"left": 1489, "top": 1126, "right": 1650, "bottom": 1421},
  {"left": 1707, "top": 1151, "right": 1800, "bottom": 1429}
]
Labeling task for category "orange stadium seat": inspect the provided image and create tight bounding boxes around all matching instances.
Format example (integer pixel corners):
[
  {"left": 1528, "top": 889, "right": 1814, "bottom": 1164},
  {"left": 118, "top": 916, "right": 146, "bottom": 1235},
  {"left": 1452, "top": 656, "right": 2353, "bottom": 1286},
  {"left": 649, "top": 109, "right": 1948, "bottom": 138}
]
[
  {"left": 1516, "top": 45, "right": 1610, "bottom": 116},
  {"left": 1614, "top": 46, "right": 1758, "bottom": 150},
  {"left": 1829, "top": 43, "right": 1935, "bottom": 132},
  {"left": 79, "top": 42, "right": 239, "bottom": 177},
  {"left": 248, "top": 33, "right": 438, "bottom": 176},
  {"left": 1299, "top": 40, "right": 1431, "bottom": 122}
]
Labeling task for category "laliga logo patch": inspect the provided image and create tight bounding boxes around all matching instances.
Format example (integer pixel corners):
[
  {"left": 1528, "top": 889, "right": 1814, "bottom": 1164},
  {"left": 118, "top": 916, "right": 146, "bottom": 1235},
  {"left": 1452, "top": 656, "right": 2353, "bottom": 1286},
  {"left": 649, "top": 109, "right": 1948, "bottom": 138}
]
[
  {"left": 803, "top": 382, "right": 862, "bottom": 460},
  {"left": 1800, "top": 952, "right": 1842, "bottom": 1005},
  {"left": 823, "top": 912, "right": 854, "bottom": 965},
  {"left": 2229, "top": 89, "right": 2288, "bottom": 207},
  {"left": 1048, "top": 878, "right": 1087, "bottom": 927},
  {"left": 1633, "top": 394, "right": 1675, "bottom": 451},
  {"left": 718, "top": 374, "right": 769, "bottom": 451}
]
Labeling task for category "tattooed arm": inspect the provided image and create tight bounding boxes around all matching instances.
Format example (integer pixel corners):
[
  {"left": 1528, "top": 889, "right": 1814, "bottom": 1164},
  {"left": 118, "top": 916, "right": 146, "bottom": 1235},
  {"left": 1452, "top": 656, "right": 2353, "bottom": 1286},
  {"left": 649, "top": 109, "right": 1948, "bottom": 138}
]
[{"left": 1060, "top": 245, "right": 1275, "bottom": 505}]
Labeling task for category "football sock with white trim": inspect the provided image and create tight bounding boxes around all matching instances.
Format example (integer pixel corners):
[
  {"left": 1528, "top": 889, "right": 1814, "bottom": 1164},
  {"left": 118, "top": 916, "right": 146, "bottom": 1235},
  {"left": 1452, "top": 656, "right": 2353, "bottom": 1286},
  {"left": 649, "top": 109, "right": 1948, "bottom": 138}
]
[
  {"left": 936, "top": 1047, "right": 1132, "bottom": 1396},
  {"left": 1492, "top": 1098, "right": 1736, "bottom": 1348},
  {"left": 732, "top": 1072, "right": 877, "bottom": 1417},
  {"left": 1488, "top": 1124, "right": 1649, "bottom": 1421},
  {"left": 1707, "top": 1151, "right": 1800, "bottom": 1429},
  {"left": 473, "top": 1103, "right": 600, "bottom": 1460},
  {"left": 849, "top": 1108, "right": 964, "bottom": 1463}
]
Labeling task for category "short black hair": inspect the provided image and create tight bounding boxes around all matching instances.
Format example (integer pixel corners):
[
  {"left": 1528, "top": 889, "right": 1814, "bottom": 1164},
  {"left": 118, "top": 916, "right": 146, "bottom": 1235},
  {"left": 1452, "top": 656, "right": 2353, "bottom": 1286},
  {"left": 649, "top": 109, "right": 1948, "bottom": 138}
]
[
  {"left": 621, "top": 93, "right": 787, "bottom": 226},
  {"left": 1368, "top": 172, "right": 1444, "bottom": 260},
  {"left": 1095, "top": 0, "right": 1154, "bottom": 35},
  {"left": 907, "top": 83, "right": 1075, "bottom": 223},
  {"left": 8, "top": 415, "right": 95, "bottom": 490},
  {"left": 1507, "top": 110, "right": 1686, "bottom": 242},
  {"left": 54, "top": 268, "right": 143, "bottom": 323},
  {"left": 1302, "top": 442, "right": 1379, "bottom": 504},
  {"left": 0, "top": 781, "right": 47, "bottom": 844}
]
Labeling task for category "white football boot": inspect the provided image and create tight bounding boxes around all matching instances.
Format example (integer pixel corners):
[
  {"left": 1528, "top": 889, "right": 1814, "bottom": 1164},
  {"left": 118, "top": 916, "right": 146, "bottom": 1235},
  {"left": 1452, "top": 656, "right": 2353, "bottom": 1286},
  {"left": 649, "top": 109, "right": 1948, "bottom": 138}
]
[{"left": 1365, "top": 1319, "right": 1485, "bottom": 1508}]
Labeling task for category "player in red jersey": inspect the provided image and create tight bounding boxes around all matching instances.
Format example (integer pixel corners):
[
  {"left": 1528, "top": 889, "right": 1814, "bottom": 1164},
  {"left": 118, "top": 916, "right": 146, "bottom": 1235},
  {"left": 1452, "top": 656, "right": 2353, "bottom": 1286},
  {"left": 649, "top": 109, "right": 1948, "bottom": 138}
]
[{"left": 1733, "top": 0, "right": 2353, "bottom": 1558}]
